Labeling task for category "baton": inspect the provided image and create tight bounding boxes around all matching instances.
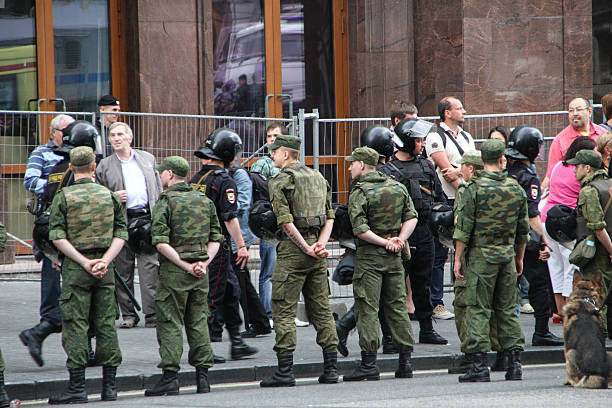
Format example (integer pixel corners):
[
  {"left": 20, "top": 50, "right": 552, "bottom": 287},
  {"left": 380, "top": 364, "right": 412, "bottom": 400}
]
[{"left": 114, "top": 267, "right": 142, "bottom": 311}]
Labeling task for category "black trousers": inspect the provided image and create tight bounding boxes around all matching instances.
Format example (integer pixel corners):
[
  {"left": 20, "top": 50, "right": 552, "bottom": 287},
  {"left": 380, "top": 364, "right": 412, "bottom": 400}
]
[
  {"left": 231, "top": 251, "right": 271, "bottom": 331},
  {"left": 403, "top": 224, "right": 434, "bottom": 321},
  {"left": 522, "top": 249, "right": 554, "bottom": 320},
  {"left": 207, "top": 241, "right": 242, "bottom": 335}
]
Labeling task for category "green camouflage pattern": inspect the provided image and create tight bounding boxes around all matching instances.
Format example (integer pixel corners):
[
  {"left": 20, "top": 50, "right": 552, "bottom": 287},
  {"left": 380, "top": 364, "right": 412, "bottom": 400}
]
[
  {"left": 348, "top": 171, "right": 417, "bottom": 352},
  {"left": 269, "top": 162, "right": 334, "bottom": 228},
  {"left": 151, "top": 182, "right": 224, "bottom": 261},
  {"left": 453, "top": 170, "right": 529, "bottom": 264},
  {"left": 0, "top": 221, "right": 5, "bottom": 253},
  {"left": 49, "top": 178, "right": 128, "bottom": 247},
  {"left": 155, "top": 260, "right": 213, "bottom": 371},
  {"left": 250, "top": 155, "right": 280, "bottom": 177}
]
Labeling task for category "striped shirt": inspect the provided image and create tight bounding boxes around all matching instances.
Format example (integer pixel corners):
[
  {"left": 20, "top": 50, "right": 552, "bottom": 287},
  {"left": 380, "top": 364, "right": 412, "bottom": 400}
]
[{"left": 24, "top": 141, "right": 63, "bottom": 196}]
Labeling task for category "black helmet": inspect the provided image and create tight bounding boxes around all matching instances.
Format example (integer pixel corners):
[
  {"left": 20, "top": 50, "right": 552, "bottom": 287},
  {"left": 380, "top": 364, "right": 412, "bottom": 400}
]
[
  {"left": 127, "top": 217, "right": 155, "bottom": 255},
  {"left": 33, "top": 215, "right": 62, "bottom": 266},
  {"left": 248, "top": 201, "right": 279, "bottom": 244},
  {"left": 545, "top": 204, "right": 577, "bottom": 245},
  {"left": 393, "top": 119, "right": 434, "bottom": 153},
  {"left": 505, "top": 125, "right": 543, "bottom": 162},
  {"left": 195, "top": 128, "right": 242, "bottom": 164},
  {"left": 360, "top": 125, "right": 394, "bottom": 159},
  {"left": 331, "top": 203, "right": 355, "bottom": 248},
  {"left": 55, "top": 120, "right": 98, "bottom": 156},
  {"left": 429, "top": 203, "right": 454, "bottom": 248}
]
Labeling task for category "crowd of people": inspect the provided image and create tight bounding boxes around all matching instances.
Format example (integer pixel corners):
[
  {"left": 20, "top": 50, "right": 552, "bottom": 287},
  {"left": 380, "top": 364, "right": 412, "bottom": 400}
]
[{"left": 1, "top": 92, "right": 612, "bottom": 405}]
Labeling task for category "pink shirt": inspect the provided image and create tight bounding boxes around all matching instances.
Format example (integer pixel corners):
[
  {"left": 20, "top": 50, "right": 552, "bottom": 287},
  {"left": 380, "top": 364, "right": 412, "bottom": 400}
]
[
  {"left": 541, "top": 161, "right": 580, "bottom": 222},
  {"left": 545, "top": 123, "right": 606, "bottom": 179}
]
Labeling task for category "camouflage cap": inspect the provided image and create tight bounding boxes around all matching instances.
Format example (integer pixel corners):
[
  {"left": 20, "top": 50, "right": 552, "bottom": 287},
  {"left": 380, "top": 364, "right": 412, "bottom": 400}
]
[
  {"left": 156, "top": 156, "right": 190, "bottom": 177},
  {"left": 69, "top": 146, "right": 95, "bottom": 166},
  {"left": 345, "top": 147, "right": 379, "bottom": 166},
  {"left": 566, "top": 149, "right": 603, "bottom": 169},
  {"left": 460, "top": 150, "right": 483, "bottom": 167},
  {"left": 269, "top": 134, "right": 301, "bottom": 151},
  {"left": 480, "top": 139, "right": 505, "bottom": 161}
]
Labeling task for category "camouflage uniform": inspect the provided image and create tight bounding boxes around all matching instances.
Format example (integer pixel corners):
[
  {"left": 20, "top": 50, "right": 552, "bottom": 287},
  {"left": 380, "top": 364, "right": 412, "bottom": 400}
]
[
  {"left": 269, "top": 162, "right": 338, "bottom": 353},
  {"left": 0, "top": 221, "right": 5, "bottom": 372},
  {"left": 453, "top": 170, "right": 528, "bottom": 354},
  {"left": 151, "top": 181, "right": 224, "bottom": 372},
  {"left": 49, "top": 178, "right": 127, "bottom": 369},
  {"left": 453, "top": 175, "right": 501, "bottom": 354},
  {"left": 348, "top": 171, "right": 417, "bottom": 352}
]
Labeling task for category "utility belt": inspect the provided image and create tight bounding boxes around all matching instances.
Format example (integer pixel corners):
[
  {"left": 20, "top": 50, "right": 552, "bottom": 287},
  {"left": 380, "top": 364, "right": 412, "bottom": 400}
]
[
  {"left": 472, "top": 234, "right": 514, "bottom": 246},
  {"left": 127, "top": 206, "right": 150, "bottom": 220},
  {"left": 280, "top": 229, "right": 320, "bottom": 241},
  {"left": 293, "top": 215, "right": 326, "bottom": 230},
  {"left": 174, "top": 243, "right": 206, "bottom": 254}
]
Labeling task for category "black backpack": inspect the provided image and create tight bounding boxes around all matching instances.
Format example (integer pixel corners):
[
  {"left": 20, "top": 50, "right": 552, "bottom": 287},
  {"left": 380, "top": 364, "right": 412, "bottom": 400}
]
[{"left": 249, "top": 171, "right": 270, "bottom": 203}]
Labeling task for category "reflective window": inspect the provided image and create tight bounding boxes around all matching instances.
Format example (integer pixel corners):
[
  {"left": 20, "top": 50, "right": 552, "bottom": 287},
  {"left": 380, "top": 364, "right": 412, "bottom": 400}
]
[
  {"left": 52, "top": 0, "right": 110, "bottom": 112},
  {"left": 593, "top": 1, "right": 612, "bottom": 107}
]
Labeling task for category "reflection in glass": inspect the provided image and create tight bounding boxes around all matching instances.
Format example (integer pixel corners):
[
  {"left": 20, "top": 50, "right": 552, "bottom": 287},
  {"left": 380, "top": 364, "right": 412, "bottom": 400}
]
[
  {"left": 593, "top": 0, "right": 612, "bottom": 115},
  {"left": 52, "top": 0, "right": 110, "bottom": 112}
]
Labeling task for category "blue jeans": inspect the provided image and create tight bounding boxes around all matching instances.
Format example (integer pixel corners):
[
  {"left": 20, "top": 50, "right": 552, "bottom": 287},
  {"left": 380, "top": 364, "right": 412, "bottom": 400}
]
[
  {"left": 40, "top": 256, "right": 62, "bottom": 326},
  {"left": 258, "top": 240, "right": 276, "bottom": 319},
  {"left": 431, "top": 236, "right": 448, "bottom": 307}
]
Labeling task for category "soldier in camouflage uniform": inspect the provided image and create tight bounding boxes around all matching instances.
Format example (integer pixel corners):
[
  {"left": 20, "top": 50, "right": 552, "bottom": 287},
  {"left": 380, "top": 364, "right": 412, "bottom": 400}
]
[
  {"left": 453, "top": 139, "right": 528, "bottom": 383},
  {"left": 145, "top": 157, "right": 224, "bottom": 397},
  {"left": 341, "top": 147, "right": 418, "bottom": 382},
  {"left": 568, "top": 149, "right": 612, "bottom": 334},
  {"left": 48, "top": 146, "right": 127, "bottom": 404},
  {"left": 0, "top": 221, "right": 10, "bottom": 408},
  {"left": 260, "top": 134, "right": 339, "bottom": 387}
]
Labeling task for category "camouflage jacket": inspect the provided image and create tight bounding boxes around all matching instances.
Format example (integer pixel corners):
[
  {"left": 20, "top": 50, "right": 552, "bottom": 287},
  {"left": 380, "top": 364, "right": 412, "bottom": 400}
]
[
  {"left": 250, "top": 155, "right": 280, "bottom": 178},
  {"left": 0, "top": 221, "right": 6, "bottom": 253},
  {"left": 453, "top": 170, "right": 529, "bottom": 264},
  {"left": 348, "top": 171, "right": 417, "bottom": 241},
  {"left": 49, "top": 178, "right": 128, "bottom": 251},
  {"left": 269, "top": 161, "right": 335, "bottom": 229},
  {"left": 453, "top": 171, "right": 481, "bottom": 224},
  {"left": 576, "top": 169, "right": 610, "bottom": 233},
  {"left": 152, "top": 181, "right": 224, "bottom": 261}
]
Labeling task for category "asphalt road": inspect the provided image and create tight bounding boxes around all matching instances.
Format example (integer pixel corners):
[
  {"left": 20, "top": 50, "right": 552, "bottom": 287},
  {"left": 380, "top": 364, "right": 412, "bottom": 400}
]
[{"left": 18, "top": 364, "right": 611, "bottom": 408}]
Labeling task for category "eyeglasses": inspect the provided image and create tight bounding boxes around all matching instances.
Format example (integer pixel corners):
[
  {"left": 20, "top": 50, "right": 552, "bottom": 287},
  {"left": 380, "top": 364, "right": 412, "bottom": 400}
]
[{"left": 568, "top": 107, "right": 588, "bottom": 114}]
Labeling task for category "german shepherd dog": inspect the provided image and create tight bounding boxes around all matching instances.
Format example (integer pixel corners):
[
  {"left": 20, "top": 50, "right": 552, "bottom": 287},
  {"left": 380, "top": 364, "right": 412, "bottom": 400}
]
[{"left": 562, "top": 275, "right": 612, "bottom": 388}]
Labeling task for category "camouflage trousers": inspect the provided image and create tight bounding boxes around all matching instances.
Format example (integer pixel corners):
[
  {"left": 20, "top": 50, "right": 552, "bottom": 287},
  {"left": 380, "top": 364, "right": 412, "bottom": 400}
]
[
  {"left": 353, "top": 245, "right": 414, "bottom": 353},
  {"left": 0, "top": 347, "right": 4, "bottom": 372},
  {"left": 271, "top": 239, "right": 338, "bottom": 354},
  {"left": 155, "top": 260, "right": 213, "bottom": 372},
  {"left": 60, "top": 253, "right": 122, "bottom": 369},
  {"left": 579, "top": 245, "right": 612, "bottom": 334},
  {"left": 463, "top": 249, "right": 524, "bottom": 354},
  {"left": 454, "top": 279, "right": 500, "bottom": 353}
]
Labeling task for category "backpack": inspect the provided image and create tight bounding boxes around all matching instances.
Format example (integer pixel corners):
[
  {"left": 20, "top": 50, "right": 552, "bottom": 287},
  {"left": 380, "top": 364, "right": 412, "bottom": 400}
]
[{"left": 249, "top": 171, "right": 270, "bottom": 202}]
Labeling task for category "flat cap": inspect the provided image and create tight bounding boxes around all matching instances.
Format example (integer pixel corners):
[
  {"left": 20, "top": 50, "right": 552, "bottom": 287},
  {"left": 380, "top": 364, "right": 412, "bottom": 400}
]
[
  {"left": 70, "top": 146, "right": 95, "bottom": 166},
  {"left": 97, "top": 94, "right": 120, "bottom": 107},
  {"left": 269, "top": 134, "right": 301, "bottom": 151},
  {"left": 566, "top": 149, "right": 603, "bottom": 169},
  {"left": 460, "top": 150, "right": 484, "bottom": 168},
  {"left": 156, "top": 156, "right": 190, "bottom": 177},
  {"left": 345, "top": 147, "right": 379, "bottom": 166},
  {"left": 480, "top": 139, "right": 505, "bottom": 161}
]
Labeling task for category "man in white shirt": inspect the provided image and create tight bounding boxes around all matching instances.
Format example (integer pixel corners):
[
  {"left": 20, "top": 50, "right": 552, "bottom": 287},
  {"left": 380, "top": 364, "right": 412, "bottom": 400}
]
[
  {"left": 95, "top": 122, "right": 162, "bottom": 328},
  {"left": 425, "top": 96, "right": 476, "bottom": 321}
]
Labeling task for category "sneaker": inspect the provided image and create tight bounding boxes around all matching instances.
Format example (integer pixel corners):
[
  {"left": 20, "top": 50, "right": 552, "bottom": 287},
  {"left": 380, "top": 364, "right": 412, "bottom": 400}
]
[
  {"left": 294, "top": 318, "right": 309, "bottom": 327},
  {"left": 519, "top": 303, "right": 535, "bottom": 314},
  {"left": 432, "top": 305, "right": 455, "bottom": 320},
  {"left": 269, "top": 319, "right": 274, "bottom": 329}
]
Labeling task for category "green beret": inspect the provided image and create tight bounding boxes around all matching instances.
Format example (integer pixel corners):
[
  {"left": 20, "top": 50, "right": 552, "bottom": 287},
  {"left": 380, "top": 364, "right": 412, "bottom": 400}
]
[
  {"left": 69, "top": 146, "right": 95, "bottom": 166},
  {"left": 269, "top": 134, "right": 301, "bottom": 151},
  {"left": 460, "top": 150, "right": 483, "bottom": 168},
  {"left": 345, "top": 147, "right": 379, "bottom": 166},
  {"left": 566, "top": 149, "right": 603, "bottom": 169},
  {"left": 480, "top": 139, "right": 505, "bottom": 161},
  {"left": 156, "top": 156, "right": 190, "bottom": 177}
]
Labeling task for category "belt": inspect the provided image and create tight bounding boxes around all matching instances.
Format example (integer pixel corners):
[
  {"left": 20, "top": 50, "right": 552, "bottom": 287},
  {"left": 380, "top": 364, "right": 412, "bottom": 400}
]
[
  {"left": 472, "top": 235, "right": 513, "bottom": 246},
  {"left": 127, "top": 207, "right": 150, "bottom": 218},
  {"left": 280, "top": 232, "right": 319, "bottom": 241},
  {"left": 174, "top": 243, "right": 205, "bottom": 253}
]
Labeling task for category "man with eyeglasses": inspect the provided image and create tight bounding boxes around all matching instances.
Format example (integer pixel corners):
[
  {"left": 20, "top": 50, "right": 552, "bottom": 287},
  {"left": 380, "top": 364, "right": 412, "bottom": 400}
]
[{"left": 542, "top": 97, "right": 606, "bottom": 191}]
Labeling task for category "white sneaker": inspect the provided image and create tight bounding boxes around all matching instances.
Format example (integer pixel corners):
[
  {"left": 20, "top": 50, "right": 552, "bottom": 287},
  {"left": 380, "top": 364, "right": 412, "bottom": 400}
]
[
  {"left": 269, "top": 319, "right": 274, "bottom": 328},
  {"left": 519, "top": 303, "right": 535, "bottom": 314},
  {"left": 432, "top": 304, "right": 455, "bottom": 320},
  {"left": 294, "top": 318, "right": 309, "bottom": 327}
]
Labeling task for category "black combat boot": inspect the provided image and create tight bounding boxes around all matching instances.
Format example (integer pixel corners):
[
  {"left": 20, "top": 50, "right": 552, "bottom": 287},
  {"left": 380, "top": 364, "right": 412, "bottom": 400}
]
[
  {"left": 19, "top": 320, "right": 60, "bottom": 367},
  {"left": 395, "top": 350, "right": 413, "bottom": 378},
  {"left": 0, "top": 371, "right": 10, "bottom": 408},
  {"left": 229, "top": 328, "right": 258, "bottom": 359},
  {"left": 144, "top": 370, "right": 179, "bottom": 397},
  {"left": 343, "top": 351, "right": 380, "bottom": 381},
  {"left": 336, "top": 309, "right": 355, "bottom": 357},
  {"left": 48, "top": 368, "right": 88, "bottom": 404},
  {"left": 213, "top": 355, "right": 226, "bottom": 364},
  {"left": 318, "top": 350, "right": 339, "bottom": 384},
  {"left": 448, "top": 354, "right": 472, "bottom": 374},
  {"left": 380, "top": 318, "right": 398, "bottom": 354},
  {"left": 418, "top": 319, "right": 448, "bottom": 344},
  {"left": 490, "top": 351, "right": 509, "bottom": 372},
  {"left": 532, "top": 317, "right": 563, "bottom": 346},
  {"left": 458, "top": 353, "right": 490, "bottom": 383},
  {"left": 196, "top": 367, "right": 210, "bottom": 393},
  {"left": 505, "top": 349, "right": 522, "bottom": 381},
  {"left": 101, "top": 366, "right": 117, "bottom": 401},
  {"left": 260, "top": 353, "right": 296, "bottom": 387}
]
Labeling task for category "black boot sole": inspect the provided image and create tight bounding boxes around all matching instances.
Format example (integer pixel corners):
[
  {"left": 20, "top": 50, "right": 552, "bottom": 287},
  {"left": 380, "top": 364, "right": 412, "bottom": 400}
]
[
  {"left": 48, "top": 396, "right": 88, "bottom": 405},
  {"left": 343, "top": 373, "right": 380, "bottom": 382},
  {"left": 260, "top": 380, "right": 296, "bottom": 387},
  {"left": 144, "top": 390, "right": 179, "bottom": 397},
  {"left": 231, "top": 348, "right": 258, "bottom": 360},
  {"left": 458, "top": 376, "right": 490, "bottom": 383}
]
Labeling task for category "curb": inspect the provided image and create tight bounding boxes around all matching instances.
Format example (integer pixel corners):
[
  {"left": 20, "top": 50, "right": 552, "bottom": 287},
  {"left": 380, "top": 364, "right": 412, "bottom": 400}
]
[{"left": 5, "top": 347, "right": 573, "bottom": 401}]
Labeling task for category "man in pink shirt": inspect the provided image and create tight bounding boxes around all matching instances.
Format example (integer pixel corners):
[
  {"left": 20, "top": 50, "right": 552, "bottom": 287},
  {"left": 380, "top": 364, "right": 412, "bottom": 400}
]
[{"left": 542, "top": 97, "right": 606, "bottom": 190}]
